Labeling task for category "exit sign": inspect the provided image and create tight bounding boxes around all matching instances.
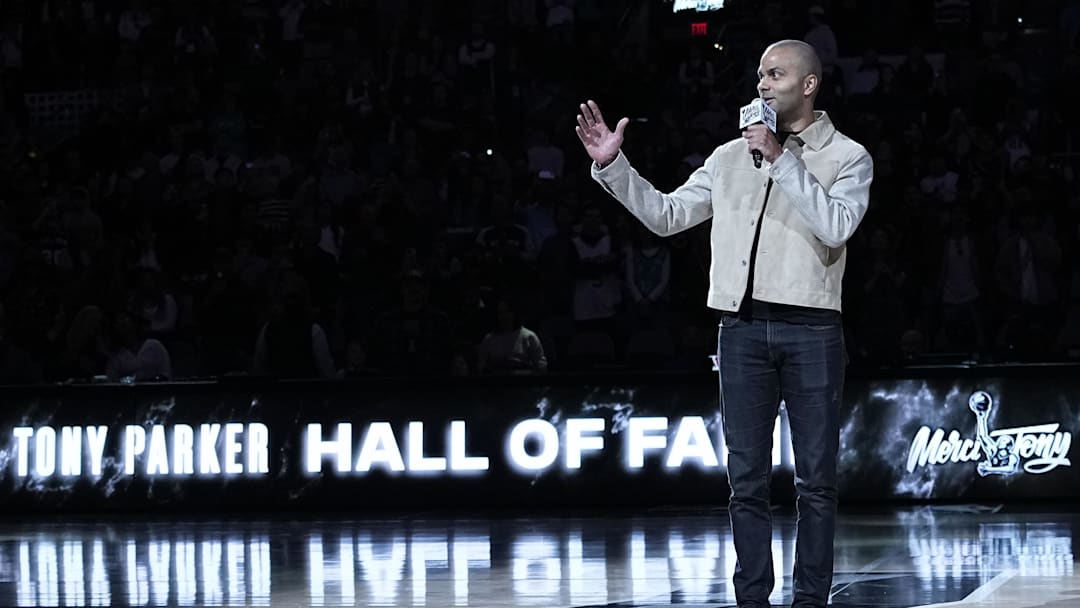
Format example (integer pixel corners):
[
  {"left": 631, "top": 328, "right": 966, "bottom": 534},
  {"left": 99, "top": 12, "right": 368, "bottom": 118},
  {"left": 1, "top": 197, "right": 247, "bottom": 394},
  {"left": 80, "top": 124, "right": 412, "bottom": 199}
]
[{"left": 691, "top": 22, "right": 708, "bottom": 36}]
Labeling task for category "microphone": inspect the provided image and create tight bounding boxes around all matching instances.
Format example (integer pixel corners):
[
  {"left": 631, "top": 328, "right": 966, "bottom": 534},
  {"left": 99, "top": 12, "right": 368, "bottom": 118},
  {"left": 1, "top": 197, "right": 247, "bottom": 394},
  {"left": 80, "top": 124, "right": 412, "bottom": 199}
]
[{"left": 739, "top": 98, "right": 777, "bottom": 168}]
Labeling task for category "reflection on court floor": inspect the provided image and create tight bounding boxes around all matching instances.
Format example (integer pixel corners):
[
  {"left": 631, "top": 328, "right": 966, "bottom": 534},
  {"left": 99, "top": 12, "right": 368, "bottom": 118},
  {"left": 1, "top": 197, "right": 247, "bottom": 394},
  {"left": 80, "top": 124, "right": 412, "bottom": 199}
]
[{"left": 0, "top": 507, "right": 1075, "bottom": 607}]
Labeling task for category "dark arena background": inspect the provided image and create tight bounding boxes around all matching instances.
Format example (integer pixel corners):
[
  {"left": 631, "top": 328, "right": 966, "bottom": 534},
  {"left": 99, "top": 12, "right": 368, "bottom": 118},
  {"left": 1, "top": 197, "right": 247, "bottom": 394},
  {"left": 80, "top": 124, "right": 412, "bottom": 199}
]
[{"left": 0, "top": 0, "right": 1078, "bottom": 606}]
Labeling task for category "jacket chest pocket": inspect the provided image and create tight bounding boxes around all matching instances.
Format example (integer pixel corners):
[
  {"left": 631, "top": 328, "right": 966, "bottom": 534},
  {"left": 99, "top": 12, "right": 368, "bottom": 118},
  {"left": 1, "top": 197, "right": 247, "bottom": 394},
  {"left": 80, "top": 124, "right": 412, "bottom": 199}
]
[{"left": 713, "top": 166, "right": 764, "bottom": 213}]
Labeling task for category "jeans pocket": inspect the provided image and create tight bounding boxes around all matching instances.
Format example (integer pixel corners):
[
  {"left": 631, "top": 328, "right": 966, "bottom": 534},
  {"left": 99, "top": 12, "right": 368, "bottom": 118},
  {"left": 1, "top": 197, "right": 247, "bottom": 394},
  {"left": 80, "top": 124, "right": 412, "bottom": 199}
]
[{"left": 720, "top": 314, "right": 744, "bottom": 329}]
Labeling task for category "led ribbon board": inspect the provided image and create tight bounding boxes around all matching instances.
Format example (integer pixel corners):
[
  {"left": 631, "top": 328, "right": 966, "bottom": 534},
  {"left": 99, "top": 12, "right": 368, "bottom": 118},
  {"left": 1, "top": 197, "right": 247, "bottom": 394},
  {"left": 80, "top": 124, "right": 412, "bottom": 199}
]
[
  {"left": 0, "top": 374, "right": 1075, "bottom": 511},
  {"left": 671, "top": 0, "right": 725, "bottom": 13}
]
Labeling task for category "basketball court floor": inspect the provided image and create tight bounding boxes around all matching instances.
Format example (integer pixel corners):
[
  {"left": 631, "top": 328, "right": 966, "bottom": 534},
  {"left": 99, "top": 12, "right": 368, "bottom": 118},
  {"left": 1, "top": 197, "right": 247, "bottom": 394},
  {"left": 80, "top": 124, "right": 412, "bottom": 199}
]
[{"left": 0, "top": 505, "right": 1076, "bottom": 607}]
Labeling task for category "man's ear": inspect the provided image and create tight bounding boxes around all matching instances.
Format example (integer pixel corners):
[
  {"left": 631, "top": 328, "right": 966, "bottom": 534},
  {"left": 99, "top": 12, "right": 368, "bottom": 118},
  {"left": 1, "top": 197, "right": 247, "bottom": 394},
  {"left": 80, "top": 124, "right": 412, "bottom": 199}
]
[{"left": 804, "top": 74, "right": 819, "bottom": 98}]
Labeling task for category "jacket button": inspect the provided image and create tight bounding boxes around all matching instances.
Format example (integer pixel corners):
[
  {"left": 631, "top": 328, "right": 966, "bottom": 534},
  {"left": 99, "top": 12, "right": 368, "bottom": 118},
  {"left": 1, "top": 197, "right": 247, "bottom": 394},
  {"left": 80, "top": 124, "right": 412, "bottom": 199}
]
[
  {"left": 741, "top": 260, "right": 747, "bottom": 266},
  {"left": 750, "top": 220, "right": 755, "bottom": 226},
  {"left": 731, "top": 300, "right": 737, "bottom": 306}
]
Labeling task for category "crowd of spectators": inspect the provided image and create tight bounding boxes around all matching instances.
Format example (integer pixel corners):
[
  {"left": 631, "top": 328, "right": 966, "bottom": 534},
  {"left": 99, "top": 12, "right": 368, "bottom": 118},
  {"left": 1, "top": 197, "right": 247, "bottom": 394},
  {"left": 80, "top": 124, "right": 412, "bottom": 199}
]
[{"left": 0, "top": 0, "right": 1076, "bottom": 384}]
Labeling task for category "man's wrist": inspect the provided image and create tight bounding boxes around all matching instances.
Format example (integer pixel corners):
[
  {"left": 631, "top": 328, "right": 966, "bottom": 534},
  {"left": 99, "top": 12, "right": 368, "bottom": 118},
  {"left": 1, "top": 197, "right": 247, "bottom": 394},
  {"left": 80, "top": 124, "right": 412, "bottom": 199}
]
[{"left": 767, "top": 149, "right": 795, "bottom": 176}]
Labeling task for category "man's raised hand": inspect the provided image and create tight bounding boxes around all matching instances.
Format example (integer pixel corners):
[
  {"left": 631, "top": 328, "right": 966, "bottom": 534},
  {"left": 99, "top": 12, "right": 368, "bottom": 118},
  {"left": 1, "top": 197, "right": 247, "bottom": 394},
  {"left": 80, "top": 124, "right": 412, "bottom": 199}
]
[{"left": 575, "top": 100, "right": 629, "bottom": 169}]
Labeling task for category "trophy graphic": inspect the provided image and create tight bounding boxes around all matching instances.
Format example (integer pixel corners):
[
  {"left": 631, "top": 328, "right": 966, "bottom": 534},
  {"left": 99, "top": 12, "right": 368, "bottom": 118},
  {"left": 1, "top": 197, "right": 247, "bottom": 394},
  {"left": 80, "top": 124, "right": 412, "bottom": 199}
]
[{"left": 969, "top": 390, "right": 1019, "bottom": 476}]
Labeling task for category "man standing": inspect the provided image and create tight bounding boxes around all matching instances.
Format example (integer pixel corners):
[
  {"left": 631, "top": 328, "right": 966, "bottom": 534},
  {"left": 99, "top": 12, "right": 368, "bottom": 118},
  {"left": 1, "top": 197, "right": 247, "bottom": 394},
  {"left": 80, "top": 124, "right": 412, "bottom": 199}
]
[{"left": 576, "top": 40, "right": 873, "bottom": 608}]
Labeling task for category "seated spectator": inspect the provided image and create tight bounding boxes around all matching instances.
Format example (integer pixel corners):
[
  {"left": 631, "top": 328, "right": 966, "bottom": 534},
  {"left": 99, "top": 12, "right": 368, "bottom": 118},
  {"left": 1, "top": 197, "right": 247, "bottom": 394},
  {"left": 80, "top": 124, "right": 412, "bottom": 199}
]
[
  {"left": 677, "top": 45, "right": 715, "bottom": 110},
  {"left": 995, "top": 205, "right": 1061, "bottom": 319},
  {"left": 105, "top": 309, "right": 172, "bottom": 382},
  {"left": 0, "top": 304, "right": 41, "bottom": 384},
  {"left": 849, "top": 49, "right": 883, "bottom": 97},
  {"left": 337, "top": 337, "right": 380, "bottom": 378},
  {"left": 919, "top": 154, "right": 960, "bottom": 204},
  {"left": 477, "top": 299, "right": 548, "bottom": 374},
  {"left": 689, "top": 93, "right": 729, "bottom": 140},
  {"left": 624, "top": 224, "right": 671, "bottom": 328},
  {"left": 59, "top": 305, "right": 109, "bottom": 381},
  {"left": 571, "top": 205, "right": 620, "bottom": 334},
  {"left": 517, "top": 171, "right": 560, "bottom": 250},
  {"left": 368, "top": 270, "right": 454, "bottom": 375},
  {"left": 458, "top": 22, "right": 496, "bottom": 96},
  {"left": 804, "top": 6, "right": 838, "bottom": 70},
  {"left": 117, "top": 0, "right": 153, "bottom": 44},
  {"left": 936, "top": 208, "right": 984, "bottom": 351},
  {"left": 130, "top": 270, "right": 178, "bottom": 336},
  {"left": 252, "top": 272, "right": 336, "bottom": 378},
  {"left": 476, "top": 194, "right": 536, "bottom": 293},
  {"left": 199, "top": 245, "right": 257, "bottom": 375},
  {"left": 526, "top": 129, "right": 565, "bottom": 179},
  {"left": 537, "top": 204, "right": 577, "bottom": 316}
]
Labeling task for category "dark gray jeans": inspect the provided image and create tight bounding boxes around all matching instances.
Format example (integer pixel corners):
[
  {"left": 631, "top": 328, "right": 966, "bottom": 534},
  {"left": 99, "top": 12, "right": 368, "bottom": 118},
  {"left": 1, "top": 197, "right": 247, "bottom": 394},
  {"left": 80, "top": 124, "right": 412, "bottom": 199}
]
[{"left": 717, "top": 315, "right": 845, "bottom": 608}]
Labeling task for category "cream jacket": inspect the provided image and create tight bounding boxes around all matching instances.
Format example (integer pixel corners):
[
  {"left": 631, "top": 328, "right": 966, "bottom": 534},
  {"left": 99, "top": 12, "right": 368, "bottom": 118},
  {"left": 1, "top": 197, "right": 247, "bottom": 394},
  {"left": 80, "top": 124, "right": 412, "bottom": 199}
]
[{"left": 591, "top": 111, "right": 872, "bottom": 312}]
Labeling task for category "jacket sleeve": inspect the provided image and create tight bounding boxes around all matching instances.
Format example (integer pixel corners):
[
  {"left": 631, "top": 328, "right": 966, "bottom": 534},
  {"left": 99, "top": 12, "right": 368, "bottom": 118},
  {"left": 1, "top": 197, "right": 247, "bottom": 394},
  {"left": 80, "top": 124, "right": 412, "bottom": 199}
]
[
  {"left": 590, "top": 150, "right": 715, "bottom": 237},
  {"left": 768, "top": 145, "right": 873, "bottom": 248}
]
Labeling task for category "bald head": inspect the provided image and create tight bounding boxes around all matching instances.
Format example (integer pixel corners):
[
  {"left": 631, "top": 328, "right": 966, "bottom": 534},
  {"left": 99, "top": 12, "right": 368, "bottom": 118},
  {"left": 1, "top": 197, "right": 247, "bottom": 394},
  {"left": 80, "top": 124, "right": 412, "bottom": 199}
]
[{"left": 763, "top": 40, "right": 822, "bottom": 83}]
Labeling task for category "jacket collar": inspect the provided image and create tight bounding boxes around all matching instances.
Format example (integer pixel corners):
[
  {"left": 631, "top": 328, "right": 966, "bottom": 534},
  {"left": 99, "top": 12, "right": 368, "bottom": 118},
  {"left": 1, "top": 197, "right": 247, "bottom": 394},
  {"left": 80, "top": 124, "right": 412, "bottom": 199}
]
[{"left": 790, "top": 111, "right": 834, "bottom": 151}]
